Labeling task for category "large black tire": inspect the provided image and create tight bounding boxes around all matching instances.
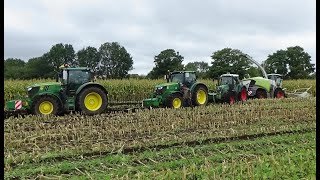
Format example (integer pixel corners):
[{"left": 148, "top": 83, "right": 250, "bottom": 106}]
[
  {"left": 192, "top": 85, "right": 208, "bottom": 106},
  {"left": 238, "top": 87, "right": 248, "bottom": 102},
  {"left": 255, "top": 89, "right": 267, "bottom": 99},
  {"left": 274, "top": 88, "right": 285, "bottom": 98},
  {"left": 77, "top": 86, "right": 108, "bottom": 115},
  {"left": 32, "top": 95, "right": 61, "bottom": 115},
  {"left": 166, "top": 93, "right": 183, "bottom": 109}
]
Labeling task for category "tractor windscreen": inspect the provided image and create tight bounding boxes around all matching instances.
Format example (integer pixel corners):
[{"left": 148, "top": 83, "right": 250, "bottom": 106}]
[
  {"left": 219, "top": 76, "right": 233, "bottom": 85},
  {"left": 170, "top": 73, "right": 184, "bottom": 83},
  {"left": 69, "top": 70, "right": 91, "bottom": 84}
]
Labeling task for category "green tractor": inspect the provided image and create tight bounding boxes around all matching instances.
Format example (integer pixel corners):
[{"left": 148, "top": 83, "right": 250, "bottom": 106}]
[
  {"left": 5, "top": 64, "right": 108, "bottom": 117},
  {"left": 143, "top": 71, "right": 209, "bottom": 108},
  {"left": 210, "top": 73, "right": 249, "bottom": 104}
]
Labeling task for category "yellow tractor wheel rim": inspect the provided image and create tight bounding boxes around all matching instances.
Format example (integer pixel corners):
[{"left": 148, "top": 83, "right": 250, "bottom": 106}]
[
  {"left": 84, "top": 92, "right": 102, "bottom": 111},
  {"left": 39, "top": 101, "right": 54, "bottom": 115},
  {"left": 197, "top": 90, "right": 207, "bottom": 105},
  {"left": 172, "top": 97, "right": 182, "bottom": 108}
]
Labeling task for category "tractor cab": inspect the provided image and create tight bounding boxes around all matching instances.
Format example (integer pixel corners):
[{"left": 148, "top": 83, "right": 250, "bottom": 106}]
[
  {"left": 166, "top": 71, "right": 197, "bottom": 88},
  {"left": 213, "top": 73, "right": 248, "bottom": 104},
  {"left": 267, "top": 74, "right": 283, "bottom": 87},
  {"left": 217, "top": 73, "right": 240, "bottom": 88},
  {"left": 58, "top": 65, "right": 94, "bottom": 95}
]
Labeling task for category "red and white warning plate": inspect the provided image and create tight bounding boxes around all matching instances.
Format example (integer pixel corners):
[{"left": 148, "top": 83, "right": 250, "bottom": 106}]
[{"left": 15, "top": 100, "right": 22, "bottom": 109}]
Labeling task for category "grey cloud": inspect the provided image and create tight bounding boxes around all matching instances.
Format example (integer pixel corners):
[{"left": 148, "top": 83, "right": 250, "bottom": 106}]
[{"left": 4, "top": 0, "right": 316, "bottom": 75}]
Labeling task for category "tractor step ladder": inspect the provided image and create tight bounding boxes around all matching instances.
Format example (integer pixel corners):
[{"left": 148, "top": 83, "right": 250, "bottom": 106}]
[{"left": 67, "top": 96, "right": 76, "bottom": 111}]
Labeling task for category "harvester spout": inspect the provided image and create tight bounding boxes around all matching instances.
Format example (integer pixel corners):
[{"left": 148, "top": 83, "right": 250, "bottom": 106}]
[{"left": 243, "top": 54, "right": 268, "bottom": 79}]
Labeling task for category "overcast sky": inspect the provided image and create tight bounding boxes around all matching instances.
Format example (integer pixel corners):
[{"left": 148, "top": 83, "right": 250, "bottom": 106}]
[{"left": 4, "top": 0, "right": 316, "bottom": 75}]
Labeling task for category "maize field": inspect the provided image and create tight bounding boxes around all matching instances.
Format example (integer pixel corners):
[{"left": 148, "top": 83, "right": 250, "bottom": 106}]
[
  {"left": 4, "top": 79, "right": 316, "bottom": 103},
  {"left": 4, "top": 95, "right": 316, "bottom": 179}
]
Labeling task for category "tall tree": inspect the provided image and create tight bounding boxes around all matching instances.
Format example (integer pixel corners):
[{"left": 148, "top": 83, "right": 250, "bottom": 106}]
[
  {"left": 24, "top": 57, "right": 55, "bottom": 79},
  {"left": 264, "top": 46, "right": 315, "bottom": 79},
  {"left": 4, "top": 58, "right": 26, "bottom": 79},
  {"left": 76, "top": 46, "right": 100, "bottom": 70},
  {"left": 98, "top": 42, "right": 133, "bottom": 79},
  {"left": 43, "top": 43, "right": 76, "bottom": 70},
  {"left": 147, "top": 49, "right": 184, "bottom": 79},
  {"left": 185, "top": 61, "right": 209, "bottom": 78},
  {"left": 209, "top": 48, "right": 252, "bottom": 79}
]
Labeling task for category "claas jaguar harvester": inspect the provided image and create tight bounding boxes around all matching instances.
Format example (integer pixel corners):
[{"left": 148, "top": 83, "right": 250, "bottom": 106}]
[
  {"left": 5, "top": 64, "right": 108, "bottom": 116},
  {"left": 143, "top": 71, "right": 209, "bottom": 108},
  {"left": 240, "top": 54, "right": 286, "bottom": 99}
]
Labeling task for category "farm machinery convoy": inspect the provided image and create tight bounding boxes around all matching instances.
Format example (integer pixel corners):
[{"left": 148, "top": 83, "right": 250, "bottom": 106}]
[{"left": 4, "top": 55, "right": 312, "bottom": 119}]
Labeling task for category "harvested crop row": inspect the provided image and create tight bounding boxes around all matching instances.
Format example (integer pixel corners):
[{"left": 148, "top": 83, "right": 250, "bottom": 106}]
[{"left": 4, "top": 98, "right": 316, "bottom": 170}]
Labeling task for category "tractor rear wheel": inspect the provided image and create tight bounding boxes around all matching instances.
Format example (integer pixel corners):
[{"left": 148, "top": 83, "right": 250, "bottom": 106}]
[
  {"left": 166, "top": 93, "right": 183, "bottom": 109},
  {"left": 78, "top": 86, "right": 108, "bottom": 115},
  {"left": 33, "top": 96, "right": 60, "bottom": 115},
  {"left": 192, "top": 85, "right": 208, "bottom": 106},
  {"left": 255, "top": 89, "right": 267, "bottom": 99},
  {"left": 239, "top": 87, "right": 248, "bottom": 102},
  {"left": 274, "top": 89, "right": 285, "bottom": 98}
]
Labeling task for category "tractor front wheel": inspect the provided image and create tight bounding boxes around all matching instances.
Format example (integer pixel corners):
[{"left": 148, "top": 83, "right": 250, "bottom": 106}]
[
  {"left": 274, "top": 89, "right": 285, "bottom": 98},
  {"left": 255, "top": 89, "right": 267, "bottom": 99},
  {"left": 78, "top": 87, "right": 108, "bottom": 115},
  {"left": 166, "top": 93, "right": 183, "bottom": 109},
  {"left": 33, "top": 96, "right": 60, "bottom": 115},
  {"left": 227, "top": 92, "right": 236, "bottom": 105},
  {"left": 239, "top": 87, "right": 248, "bottom": 102}
]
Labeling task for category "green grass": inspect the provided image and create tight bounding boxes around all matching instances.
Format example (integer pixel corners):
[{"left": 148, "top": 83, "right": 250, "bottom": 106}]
[{"left": 6, "top": 131, "right": 316, "bottom": 179}]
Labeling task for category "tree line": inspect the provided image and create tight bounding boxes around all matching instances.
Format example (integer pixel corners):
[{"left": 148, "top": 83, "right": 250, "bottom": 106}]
[{"left": 4, "top": 42, "right": 315, "bottom": 80}]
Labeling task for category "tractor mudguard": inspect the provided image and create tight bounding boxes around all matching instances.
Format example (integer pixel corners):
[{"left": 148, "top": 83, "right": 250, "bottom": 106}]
[
  {"left": 34, "top": 93, "right": 64, "bottom": 107},
  {"left": 190, "top": 82, "right": 208, "bottom": 92},
  {"left": 76, "top": 82, "right": 108, "bottom": 96}
]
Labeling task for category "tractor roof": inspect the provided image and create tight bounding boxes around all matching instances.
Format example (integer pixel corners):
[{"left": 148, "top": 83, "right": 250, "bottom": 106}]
[
  {"left": 66, "top": 67, "right": 91, "bottom": 71},
  {"left": 268, "top": 73, "right": 282, "bottom": 76},
  {"left": 171, "top": 71, "right": 196, "bottom": 74},
  {"left": 220, "top": 73, "right": 239, "bottom": 77}
]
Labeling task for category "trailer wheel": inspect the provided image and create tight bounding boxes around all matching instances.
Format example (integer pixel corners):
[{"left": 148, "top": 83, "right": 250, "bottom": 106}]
[
  {"left": 255, "top": 89, "right": 267, "bottom": 99},
  {"left": 239, "top": 87, "right": 248, "bottom": 102},
  {"left": 78, "top": 86, "right": 108, "bottom": 115},
  {"left": 274, "top": 89, "right": 285, "bottom": 98},
  {"left": 166, "top": 93, "right": 183, "bottom": 109},
  {"left": 33, "top": 96, "right": 60, "bottom": 115},
  {"left": 192, "top": 85, "right": 208, "bottom": 106}
]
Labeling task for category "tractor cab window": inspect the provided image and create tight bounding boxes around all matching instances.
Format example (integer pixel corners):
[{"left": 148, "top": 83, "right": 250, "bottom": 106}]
[
  {"left": 185, "top": 72, "right": 196, "bottom": 86},
  {"left": 219, "top": 76, "right": 233, "bottom": 85},
  {"left": 170, "top": 73, "right": 184, "bottom": 83},
  {"left": 69, "top": 70, "right": 90, "bottom": 84}
]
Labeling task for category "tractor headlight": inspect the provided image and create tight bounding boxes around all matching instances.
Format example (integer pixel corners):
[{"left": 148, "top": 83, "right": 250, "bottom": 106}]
[{"left": 155, "top": 86, "right": 167, "bottom": 95}]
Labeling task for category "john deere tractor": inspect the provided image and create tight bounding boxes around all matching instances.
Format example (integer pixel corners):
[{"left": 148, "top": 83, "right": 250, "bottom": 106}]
[
  {"left": 143, "top": 71, "right": 208, "bottom": 108},
  {"left": 5, "top": 64, "right": 108, "bottom": 117},
  {"left": 210, "top": 73, "right": 249, "bottom": 104}
]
